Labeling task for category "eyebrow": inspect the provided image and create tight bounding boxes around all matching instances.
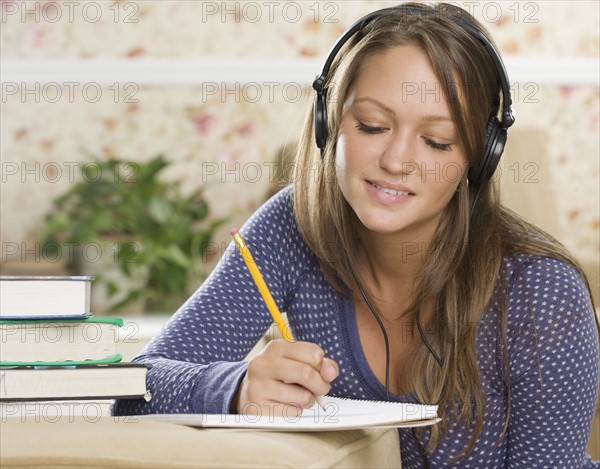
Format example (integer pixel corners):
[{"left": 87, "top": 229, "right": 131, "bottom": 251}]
[
  {"left": 353, "top": 97, "right": 453, "bottom": 123},
  {"left": 354, "top": 97, "right": 395, "bottom": 116},
  {"left": 421, "top": 115, "right": 453, "bottom": 122}
]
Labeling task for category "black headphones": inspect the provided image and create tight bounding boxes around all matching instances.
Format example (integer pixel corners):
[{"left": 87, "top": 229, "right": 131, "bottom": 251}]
[{"left": 312, "top": 4, "right": 515, "bottom": 187}]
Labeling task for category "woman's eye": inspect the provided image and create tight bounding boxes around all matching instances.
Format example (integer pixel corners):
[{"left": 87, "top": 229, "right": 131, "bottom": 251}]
[
  {"left": 355, "top": 121, "right": 386, "bottom": 134},
  {"left": 425, "top": 138, "right": 453, "bottom": 152}
]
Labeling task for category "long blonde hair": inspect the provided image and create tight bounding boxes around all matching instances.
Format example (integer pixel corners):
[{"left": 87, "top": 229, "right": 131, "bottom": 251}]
[{"left": 292, "top": 2, "right": 597, "bottom": 457}]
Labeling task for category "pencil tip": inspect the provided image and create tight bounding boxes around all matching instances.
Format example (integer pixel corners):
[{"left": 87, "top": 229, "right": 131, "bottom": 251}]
[{"left": 230, "top": 228, "right": 239, "bottom": 236}]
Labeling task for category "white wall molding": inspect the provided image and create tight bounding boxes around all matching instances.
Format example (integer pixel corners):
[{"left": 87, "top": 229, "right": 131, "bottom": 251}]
[{"left": 1, "top": 57, "right": 598, "bottom": 86}]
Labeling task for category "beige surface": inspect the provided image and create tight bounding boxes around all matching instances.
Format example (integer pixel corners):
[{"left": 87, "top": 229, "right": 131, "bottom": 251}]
[
  {"left": 0, "top": 417, "right": 401, "bottom": 469},
  {"left": 590, "top": 308, "right": 600, "bottom": 460},
  {"left": 591, "top": 408, "right": 600, "bottom": 461}
]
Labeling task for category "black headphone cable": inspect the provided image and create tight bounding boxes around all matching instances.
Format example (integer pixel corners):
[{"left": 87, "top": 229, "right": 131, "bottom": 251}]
[
  {"left": 469, "top": 180, "right": 486, "bottom": 220},
  {"left": 349, "top": 258, "right": 391, "bottom": 401},
  {"left": 348, "top": 258, "right": 441, "bottom": 468}
]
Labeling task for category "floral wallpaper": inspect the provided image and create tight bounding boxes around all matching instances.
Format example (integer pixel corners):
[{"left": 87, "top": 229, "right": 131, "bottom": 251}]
[
  {"left": 2, "top": 1, "right": 598, "bottom": 58},
  {"left": 1, "top": 1, "right": 598, "bottom": 309}
]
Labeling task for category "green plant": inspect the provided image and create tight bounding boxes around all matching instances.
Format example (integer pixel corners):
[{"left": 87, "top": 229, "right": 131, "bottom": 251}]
[{"left": 39, "top": 155, "right": 225, "bottom": 312}]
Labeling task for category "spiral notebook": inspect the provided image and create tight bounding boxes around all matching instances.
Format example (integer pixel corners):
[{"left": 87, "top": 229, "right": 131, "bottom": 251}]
[{"left": 140, "top": 396, "right": 440, "bottom": 431}]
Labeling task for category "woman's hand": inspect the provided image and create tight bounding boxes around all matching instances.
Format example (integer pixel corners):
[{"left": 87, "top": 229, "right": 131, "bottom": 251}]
[{"left": 233, "top": 339, "right": 339, "bottom": 418}]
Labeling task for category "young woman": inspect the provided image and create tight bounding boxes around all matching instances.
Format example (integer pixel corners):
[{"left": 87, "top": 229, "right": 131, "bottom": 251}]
[{"left": 114, "top": 3, "right": 600, "bottom": 467}]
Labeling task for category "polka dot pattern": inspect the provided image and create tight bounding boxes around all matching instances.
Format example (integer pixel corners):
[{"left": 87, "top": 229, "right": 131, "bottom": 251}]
[{"left": 113, "top": 187, "right": 600, "bottom": 468}]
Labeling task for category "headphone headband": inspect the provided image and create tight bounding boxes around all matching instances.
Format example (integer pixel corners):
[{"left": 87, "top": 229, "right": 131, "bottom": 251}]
[{"left": 312, "top": 7, "right": 400, "bottom": 93}]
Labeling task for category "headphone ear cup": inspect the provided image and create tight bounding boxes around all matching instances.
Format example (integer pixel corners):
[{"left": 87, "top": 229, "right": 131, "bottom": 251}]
[
  {"left": 313, "top": 89, "right": 328, "bottom": 151},
  {"left": 469, "top": 117, "right": 506, "bottom": 186}
]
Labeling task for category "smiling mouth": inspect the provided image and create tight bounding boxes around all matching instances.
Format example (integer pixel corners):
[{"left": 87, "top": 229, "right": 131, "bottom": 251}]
[{"left": 369, "top": 182, "right": 414, "bottom": 196}]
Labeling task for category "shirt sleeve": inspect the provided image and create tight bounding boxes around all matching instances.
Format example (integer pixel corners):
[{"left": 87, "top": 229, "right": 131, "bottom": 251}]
[
  {"left": 113, "top": 189, "right": 296, "bottom": 416},
  {"left": 505, "top": 257, "right": 600, "bottom": 468}
]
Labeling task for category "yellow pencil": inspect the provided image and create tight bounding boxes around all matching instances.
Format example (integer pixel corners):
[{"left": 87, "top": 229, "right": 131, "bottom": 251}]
[
  {"left": 230, "top": 228, "right": 326, "bottom": 410},
  {"left": 230, "top": 228, "right": 293, "bottom": 341}
]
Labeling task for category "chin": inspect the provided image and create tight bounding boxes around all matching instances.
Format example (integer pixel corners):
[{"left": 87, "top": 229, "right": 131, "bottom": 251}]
[{"left": 356, "top": 211, "right": 408, "bottom": 235}]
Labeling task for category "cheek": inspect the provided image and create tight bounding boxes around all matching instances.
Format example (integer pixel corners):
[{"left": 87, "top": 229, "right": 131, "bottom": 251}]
[
  {"left": 443, "top": 161, "right": 467, "bottom": 186},
  {"left": 336, "top": 133, "right": 347, "bottom": 162},
  {"left": 435, "top": 163, "right": 466, "bottom": 202},
  {"left": 335, "top": 133, "right": 351, "bottom": 181},
  {"left": 335, "top": 127, "right": 370, "bottom": 175}
]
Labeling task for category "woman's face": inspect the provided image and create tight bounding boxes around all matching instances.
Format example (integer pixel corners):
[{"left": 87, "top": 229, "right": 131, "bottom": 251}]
[{"left": 336, "top": 45, "right": 468, "bottom": 242}]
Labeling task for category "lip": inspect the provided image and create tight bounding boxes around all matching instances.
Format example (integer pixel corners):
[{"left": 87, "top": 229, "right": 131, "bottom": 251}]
[
  {"left": 367, "top": 179, "right": 415, "bottom": 195},
  {"left": 365, "top": 180, "right": 415, "bottom": 206}
]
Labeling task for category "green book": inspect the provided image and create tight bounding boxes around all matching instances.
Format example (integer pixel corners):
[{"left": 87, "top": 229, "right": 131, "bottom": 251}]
[{"left": 0, "top": 317, "right": 124, "bottom": 366}]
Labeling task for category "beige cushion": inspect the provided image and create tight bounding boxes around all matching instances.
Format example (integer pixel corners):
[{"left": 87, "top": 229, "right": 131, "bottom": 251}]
[
  {"left": 500, "top": 127, "right": 599, "bottom": 305},
  {"left": 0, "top": 417, "right": 401, "bottom": 469}
]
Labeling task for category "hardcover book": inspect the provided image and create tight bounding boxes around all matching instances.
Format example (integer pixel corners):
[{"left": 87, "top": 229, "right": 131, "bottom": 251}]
[
  {"left": 0, "top": 318, "right": 123, "bottom": 365},
  {"left": 0, "top": 363, "right": 151, "bottom": 401},
  {"left": 0, "top": 276, "right": 93, "bottom": 319}
]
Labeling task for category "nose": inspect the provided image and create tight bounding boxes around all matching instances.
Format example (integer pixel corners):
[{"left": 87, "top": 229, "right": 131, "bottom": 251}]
[{"left": 378, "top": 131, "right": 418, "bottom": 176}]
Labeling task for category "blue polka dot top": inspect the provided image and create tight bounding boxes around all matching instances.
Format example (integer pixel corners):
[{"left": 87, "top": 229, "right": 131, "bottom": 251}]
[{"left": 114, "top": 186, "right": 600, "bottom": 468}]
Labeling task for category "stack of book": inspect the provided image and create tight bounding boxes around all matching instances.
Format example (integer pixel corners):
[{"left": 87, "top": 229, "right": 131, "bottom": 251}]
[{"left": 0, "top": 276, "right": 151, "bottom": 419}]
